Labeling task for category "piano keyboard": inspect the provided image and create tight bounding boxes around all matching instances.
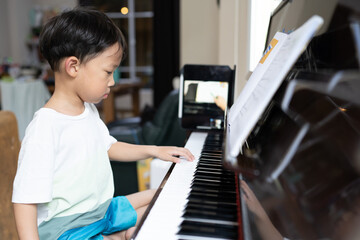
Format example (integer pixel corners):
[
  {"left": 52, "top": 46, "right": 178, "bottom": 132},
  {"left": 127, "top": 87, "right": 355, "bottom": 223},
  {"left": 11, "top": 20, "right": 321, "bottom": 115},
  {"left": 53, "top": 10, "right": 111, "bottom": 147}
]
[{"left": 132, "top": 132, "right": 241, "bottom": 240}]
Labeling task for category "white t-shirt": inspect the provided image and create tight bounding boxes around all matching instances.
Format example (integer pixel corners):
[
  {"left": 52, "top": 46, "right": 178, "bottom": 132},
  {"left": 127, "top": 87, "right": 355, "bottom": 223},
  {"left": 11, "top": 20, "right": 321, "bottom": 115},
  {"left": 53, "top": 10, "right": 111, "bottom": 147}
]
[{"left": 12, "top": 103, "right": 117, "bottom": 238}]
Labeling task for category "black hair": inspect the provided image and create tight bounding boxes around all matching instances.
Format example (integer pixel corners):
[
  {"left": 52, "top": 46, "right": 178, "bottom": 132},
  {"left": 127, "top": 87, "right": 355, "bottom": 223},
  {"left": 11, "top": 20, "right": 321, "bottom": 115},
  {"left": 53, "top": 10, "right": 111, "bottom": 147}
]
[{"left": 39, "top": 7, "right": 126, "bottom": 71}]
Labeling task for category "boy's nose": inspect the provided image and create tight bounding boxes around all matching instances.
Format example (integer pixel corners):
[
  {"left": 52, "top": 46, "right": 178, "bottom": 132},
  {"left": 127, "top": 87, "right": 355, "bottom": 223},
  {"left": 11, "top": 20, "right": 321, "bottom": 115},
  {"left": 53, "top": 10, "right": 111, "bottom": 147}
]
[{"left": 109, "top": 76, "right": 115, "bottom": 87}]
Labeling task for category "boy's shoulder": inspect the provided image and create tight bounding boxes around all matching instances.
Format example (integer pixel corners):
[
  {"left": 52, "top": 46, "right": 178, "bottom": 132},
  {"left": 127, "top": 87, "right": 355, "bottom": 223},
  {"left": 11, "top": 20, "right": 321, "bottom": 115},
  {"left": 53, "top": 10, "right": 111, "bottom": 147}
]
[
  {"left": 23, "top": 108, "right": 59, "bottom": 142},
  {"left": 31, "top": 107, "right": 59, "bottom": 125}
]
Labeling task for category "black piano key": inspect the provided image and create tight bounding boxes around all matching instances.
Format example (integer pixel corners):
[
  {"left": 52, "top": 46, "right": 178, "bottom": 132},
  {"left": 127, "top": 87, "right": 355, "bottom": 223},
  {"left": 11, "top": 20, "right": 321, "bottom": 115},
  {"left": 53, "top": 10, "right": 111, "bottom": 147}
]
[
  {"left": 191, "top": 184, "right": 236, "bottom": 194},
  {"left": 191, "top": 180, "right": 235, "bottom": 191},
  {"left": 193, "top": 174, "right": 235, "bottom": 183},
  {"left": 203, "top": 145, "right": 222, "bottom": 149},
  {"left": 189, "top": 189, "right": 237, "bottom": 198},
  {"left": 200, "top": 152, "right": 222, "bottom": 158},
  {"left": 196, "top": 162, "right": 223, "bottom": 171},
  {"left": 190, "top": 185, "right": 236, "bottom": 195},
  {"left": 187, "top": 192, "right": 236, "bottom": 204},
  {"left": 196, "top": 166, "right": 225, "bottom": 172},
  {"left": 185, "top": 202, "right": 237, "bottom": 213},
  {"left": 187, "top": 190, "right": 236, "bottom": 203},
  {"left": 198, "top": 161, "right": 222, "bottom": 166},
  {"left": 195, "top": 166, "right": 233, "bottom": 173},
  {"left": 193, "top": 173, "right": 234, "bottom": 181},
  {"left": 199, "top": 158, "right": 222, "bottom": 163},
  {"left": 191, "top": 179, "right": 235, "bottom": 188},
  {"left": 205, "top": 140, "right": 222, "bottom": 144},
  {"left": 198, "top": 160, "right": 222, "bottom": 165},
  {"left": 199, "top": 153, "right": 222, "bottom": 157},
  {"left": 178, "top": 220, "right": 238, "bottom": 240},
  {"left": 189, "top": 188, "right": 237, "bottom": 198},
  {"left": 195, "top": 168, "right": 235, "bottom": 177},
  {"left": 182, "top": 209, "right": 238, "bottom": 222},
  {"left": 195, "top": 168, "right": 234, "bottom": 176},
  {"left": 178, "top": 132, "right": 241, "bottom": 240},
  {"left": 186, "top": 198, "right": 237, "bottom": 207},
  {"left": 192, "top": 176, "right": 236, "bottom": 185},
  {"left": 184, "top": 202, "right": 237, "bottom": 215},
  {"left": 204, "top": 142, "right": 222, "bottom": 147},
  {"left": 193, "top": 176, "right": 235, "bottom": 184},
  {"left": 202, "top": 144, "right": 222, "bottom": 149},
  {"left": 199, "top": 157, "right": 222, "bottom": 163},
  {"left": 201, "top": 147, "right": 222, "bottom": 151},
  {"left": 198, "top": 161, "right": 223, "bottom": 166},
  {"left": 197, "top": 161, "right": 223, "bottom": 166},
  {"left": 201, "top": 155, "right": 221, "bottom": 158}
]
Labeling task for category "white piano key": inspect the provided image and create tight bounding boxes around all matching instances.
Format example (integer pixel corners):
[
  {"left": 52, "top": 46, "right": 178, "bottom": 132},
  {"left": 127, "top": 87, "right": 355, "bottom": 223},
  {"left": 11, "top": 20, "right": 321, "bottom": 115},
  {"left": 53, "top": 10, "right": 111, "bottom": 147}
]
[{"left": 134, "top": 132, "right": 208, "bottom": 240}]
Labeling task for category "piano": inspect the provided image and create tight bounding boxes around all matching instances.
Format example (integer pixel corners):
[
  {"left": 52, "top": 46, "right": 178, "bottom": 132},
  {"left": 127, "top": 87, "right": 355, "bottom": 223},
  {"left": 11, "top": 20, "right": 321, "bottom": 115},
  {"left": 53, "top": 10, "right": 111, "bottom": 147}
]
[{"left": 131, "top": 2, "right": 360, "bottom": 240}]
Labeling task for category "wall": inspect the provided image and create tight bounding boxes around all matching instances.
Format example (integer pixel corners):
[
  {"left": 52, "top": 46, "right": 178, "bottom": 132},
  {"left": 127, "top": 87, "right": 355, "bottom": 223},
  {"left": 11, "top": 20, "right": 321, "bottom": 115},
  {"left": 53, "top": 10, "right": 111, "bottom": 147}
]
[
  {"left": 180, "top": 0, "right": 219, "bottom": 67},
  {"left": 218, "top": 1, "right": 236, "bottom": 67},
  {"left": 0, "top": 1, "right": 10, "bottom": 61},
  {"left": 0, "top": 0, "right": 33, "bottom": 65},
  {"left": 0, "top": 0, "right": 76, "bottom": 65},
  {"left": 180, "top": 0, "right": 251, "bottom": 98}
]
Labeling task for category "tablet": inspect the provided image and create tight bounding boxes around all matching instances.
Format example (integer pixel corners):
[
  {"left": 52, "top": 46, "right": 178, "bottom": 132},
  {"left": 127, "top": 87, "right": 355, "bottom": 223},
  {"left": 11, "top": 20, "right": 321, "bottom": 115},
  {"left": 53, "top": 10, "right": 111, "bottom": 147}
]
[{"left": 179, "top": 64, "right": 235, "bottom": 130}]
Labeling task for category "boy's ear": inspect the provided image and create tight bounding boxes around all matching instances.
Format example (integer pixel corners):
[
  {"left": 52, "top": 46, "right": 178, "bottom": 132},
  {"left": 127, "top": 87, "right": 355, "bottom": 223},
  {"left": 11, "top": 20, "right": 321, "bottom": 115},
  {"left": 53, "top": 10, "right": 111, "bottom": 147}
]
[{"left": 64, "top": 57, "right": 80, "bottom": 77}]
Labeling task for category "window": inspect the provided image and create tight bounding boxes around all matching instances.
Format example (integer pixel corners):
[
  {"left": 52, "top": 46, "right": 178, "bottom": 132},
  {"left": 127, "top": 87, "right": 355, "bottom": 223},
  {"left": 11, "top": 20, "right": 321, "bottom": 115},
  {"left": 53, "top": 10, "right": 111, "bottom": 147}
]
[
  {"left": 249, "top": 0, "right": 281, "bottom": 71},
  {"left": 80, "top": 0, "right": 154, "bottom": 87}
]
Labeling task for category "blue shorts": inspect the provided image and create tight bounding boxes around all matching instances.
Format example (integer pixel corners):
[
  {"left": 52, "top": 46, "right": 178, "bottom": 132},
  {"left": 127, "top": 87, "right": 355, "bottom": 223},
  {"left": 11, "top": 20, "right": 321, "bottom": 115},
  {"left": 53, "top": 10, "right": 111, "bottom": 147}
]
[{"left": 58, "top": 196, "right": 137, "bottom": 240}]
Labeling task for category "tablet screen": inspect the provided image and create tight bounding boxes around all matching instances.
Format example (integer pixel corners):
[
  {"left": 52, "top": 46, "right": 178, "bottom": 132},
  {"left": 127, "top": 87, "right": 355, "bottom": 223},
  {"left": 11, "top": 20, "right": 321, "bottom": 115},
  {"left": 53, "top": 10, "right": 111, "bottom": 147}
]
[{"left": 179, "top": 64, "right": 235, "bottom": 130}]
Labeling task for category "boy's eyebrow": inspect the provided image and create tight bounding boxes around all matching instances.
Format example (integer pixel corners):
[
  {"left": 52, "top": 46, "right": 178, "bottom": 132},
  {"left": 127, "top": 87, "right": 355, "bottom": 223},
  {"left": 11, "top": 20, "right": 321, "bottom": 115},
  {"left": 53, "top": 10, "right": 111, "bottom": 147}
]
[{"left": 106, "top": 64, "right": 119, "bottom": 69}]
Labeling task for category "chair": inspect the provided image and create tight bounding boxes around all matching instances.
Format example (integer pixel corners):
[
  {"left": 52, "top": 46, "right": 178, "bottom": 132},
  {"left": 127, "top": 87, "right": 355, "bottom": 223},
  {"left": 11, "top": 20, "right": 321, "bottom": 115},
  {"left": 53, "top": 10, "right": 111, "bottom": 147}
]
[{"left": 0, "top": 111, "right": 20, "bottom": 239}]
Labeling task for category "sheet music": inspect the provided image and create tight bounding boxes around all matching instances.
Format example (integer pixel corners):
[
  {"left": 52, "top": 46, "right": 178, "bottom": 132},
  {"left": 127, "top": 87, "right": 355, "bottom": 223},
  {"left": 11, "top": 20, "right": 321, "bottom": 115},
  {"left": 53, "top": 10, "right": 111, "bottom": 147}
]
[{"left": 227, "top": 15, "right": 324, "bottom": 160}]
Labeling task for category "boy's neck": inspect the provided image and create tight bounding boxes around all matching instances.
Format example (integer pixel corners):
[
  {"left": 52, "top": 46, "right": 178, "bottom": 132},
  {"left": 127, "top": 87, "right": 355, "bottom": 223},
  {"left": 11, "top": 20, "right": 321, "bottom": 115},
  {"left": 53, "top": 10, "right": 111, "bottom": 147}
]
[
  {"left": 44, "top": 93, "right": 86, "bottom": 116},
  {"left": 44, "top": 74, "right": 86, "bottom": 116}
]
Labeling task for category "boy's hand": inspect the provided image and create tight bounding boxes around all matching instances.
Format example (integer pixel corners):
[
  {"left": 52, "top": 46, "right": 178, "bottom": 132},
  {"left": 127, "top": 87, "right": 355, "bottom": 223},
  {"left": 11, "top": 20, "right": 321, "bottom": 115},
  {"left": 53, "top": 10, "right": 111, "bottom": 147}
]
[
  {"left": 153, "top": 146, "right": 194, "bottom": 163},
  {"left": 214, "top": 95, "right": 226, "bottom": 111}
]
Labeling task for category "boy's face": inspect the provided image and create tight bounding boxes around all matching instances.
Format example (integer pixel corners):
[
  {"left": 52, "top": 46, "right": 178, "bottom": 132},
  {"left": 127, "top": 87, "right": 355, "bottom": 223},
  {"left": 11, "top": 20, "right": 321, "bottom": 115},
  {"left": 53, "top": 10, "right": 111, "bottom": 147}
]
[{"left": 76, "top": 43, "right": 122, "bottom": 104}]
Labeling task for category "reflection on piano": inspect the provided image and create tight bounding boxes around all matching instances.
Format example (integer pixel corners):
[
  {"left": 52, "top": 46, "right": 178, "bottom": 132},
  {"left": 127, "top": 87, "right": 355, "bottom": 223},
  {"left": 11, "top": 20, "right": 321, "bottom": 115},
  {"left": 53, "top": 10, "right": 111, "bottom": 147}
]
[{"left": 132, "top": 3, "right": 360, "bottom": 240}]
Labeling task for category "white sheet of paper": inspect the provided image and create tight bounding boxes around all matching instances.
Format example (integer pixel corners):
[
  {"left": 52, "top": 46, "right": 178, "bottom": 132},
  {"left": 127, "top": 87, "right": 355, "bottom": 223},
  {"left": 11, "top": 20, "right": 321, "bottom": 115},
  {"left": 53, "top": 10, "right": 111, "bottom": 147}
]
[
  {"left": 195, "top": 81, "right": 228, "bottom": 103},
  {"left": 227, "top": 15, "right": 324, "bottom": 159}
]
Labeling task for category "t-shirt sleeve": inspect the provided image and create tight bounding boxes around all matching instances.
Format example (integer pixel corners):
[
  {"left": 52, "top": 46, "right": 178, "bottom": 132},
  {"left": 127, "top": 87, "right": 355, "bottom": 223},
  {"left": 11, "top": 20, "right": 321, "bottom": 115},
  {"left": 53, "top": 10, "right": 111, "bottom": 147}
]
[
  {"left": 12, "top": 116, "right": 55, "bottom": 204},
  {"left": 88, "top": 103, "right": 117, "bottom": 150},
  {"left": 103, "top": 128, "right": 117, "bottom": 150},
  {"left": 100, "top": 122, "right": 117, "bottom": 150}
]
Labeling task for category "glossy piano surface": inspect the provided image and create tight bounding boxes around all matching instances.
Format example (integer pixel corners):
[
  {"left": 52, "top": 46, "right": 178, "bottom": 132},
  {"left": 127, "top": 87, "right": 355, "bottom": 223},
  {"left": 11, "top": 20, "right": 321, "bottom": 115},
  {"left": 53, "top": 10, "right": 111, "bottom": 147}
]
[
  {"left": 225, "top": 70, "right": 360, "bottom": 240},
  {"left": 220, "top": 66, "right": 360, "bottom": 239}
]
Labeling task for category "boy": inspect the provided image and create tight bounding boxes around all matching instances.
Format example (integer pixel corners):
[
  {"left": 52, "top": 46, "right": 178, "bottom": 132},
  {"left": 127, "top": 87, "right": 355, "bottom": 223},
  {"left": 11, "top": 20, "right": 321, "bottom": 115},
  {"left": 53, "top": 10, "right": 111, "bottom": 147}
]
[{"left": 12, "top": 8, "right": 194, "bottom": 240}]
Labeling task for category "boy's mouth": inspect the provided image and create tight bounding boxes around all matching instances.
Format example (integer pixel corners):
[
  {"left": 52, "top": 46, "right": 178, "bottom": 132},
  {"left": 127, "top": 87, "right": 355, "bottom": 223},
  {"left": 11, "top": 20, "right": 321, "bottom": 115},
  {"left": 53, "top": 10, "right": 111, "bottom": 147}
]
[{"left": 103, "top": 92, "right": 110, "bottom": 99}]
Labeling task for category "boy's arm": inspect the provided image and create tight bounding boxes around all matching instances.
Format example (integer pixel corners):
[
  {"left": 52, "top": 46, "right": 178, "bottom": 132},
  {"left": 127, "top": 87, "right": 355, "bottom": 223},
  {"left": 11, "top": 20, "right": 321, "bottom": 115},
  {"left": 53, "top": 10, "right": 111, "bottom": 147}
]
[
  {"left": 13, "top": 203, "right": 39, "bottom": 240},
  {"left": 108, "top": 142, "right": 194, "bottom": 163}
]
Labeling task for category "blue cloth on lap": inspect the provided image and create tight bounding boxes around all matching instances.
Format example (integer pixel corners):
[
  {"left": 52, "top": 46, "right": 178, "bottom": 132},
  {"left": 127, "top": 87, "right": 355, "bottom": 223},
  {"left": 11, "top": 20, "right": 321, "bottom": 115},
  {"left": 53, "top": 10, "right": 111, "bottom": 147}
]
[{"left": 58, "top": 196, "right": 137, "bottom": 240}]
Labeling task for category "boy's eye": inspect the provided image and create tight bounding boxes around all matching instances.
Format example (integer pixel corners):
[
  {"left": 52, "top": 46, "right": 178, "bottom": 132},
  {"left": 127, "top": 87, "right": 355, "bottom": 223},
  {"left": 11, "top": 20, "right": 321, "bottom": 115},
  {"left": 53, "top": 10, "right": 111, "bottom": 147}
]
[{"left": 106, "top": 71, "right": 112, "bottom": 75}]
